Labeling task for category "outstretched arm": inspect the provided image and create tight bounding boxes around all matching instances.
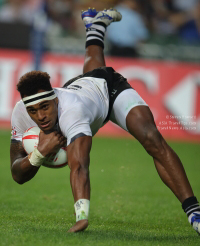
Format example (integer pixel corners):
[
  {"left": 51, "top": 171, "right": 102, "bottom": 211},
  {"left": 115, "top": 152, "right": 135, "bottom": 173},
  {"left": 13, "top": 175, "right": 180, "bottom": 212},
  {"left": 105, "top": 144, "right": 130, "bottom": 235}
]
[{"left": 67, "top": 136, "right": 92, "bottom": 232}]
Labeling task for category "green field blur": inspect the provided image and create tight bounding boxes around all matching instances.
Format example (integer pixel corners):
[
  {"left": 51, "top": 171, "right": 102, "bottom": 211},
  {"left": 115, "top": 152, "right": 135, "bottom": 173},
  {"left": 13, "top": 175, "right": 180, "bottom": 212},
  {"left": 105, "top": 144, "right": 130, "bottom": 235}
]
[{"left": 0, "top": 130, "right": 200, "bottom": 246}]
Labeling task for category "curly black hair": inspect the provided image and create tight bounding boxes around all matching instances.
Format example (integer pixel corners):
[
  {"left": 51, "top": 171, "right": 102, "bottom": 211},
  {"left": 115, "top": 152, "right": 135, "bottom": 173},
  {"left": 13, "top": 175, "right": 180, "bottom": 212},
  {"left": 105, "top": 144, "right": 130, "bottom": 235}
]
[{"left": 17, "top": 71, "right": 53, "bottom": 98}]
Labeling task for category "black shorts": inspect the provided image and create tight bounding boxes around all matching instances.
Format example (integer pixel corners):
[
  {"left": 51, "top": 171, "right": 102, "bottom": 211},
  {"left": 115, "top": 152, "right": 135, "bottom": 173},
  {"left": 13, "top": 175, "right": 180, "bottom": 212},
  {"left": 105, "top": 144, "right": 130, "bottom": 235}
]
[{"left": 62, "top": 66, "right": 133, "bottom": 123}]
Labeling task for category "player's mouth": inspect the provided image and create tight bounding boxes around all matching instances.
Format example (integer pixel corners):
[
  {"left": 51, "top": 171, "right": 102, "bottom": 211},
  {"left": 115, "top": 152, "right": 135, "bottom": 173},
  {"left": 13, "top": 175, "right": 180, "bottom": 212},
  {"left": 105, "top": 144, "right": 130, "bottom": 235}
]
[{"left": 40, "top": 121, "right": 51, "bottom": 129}]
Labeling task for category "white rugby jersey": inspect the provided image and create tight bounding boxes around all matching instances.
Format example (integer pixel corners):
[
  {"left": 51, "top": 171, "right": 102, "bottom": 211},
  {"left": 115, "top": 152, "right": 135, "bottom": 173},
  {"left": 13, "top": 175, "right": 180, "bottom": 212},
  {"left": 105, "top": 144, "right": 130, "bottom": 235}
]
[{"left": 11, "top": 77, "right": 109, "bottom": 146}]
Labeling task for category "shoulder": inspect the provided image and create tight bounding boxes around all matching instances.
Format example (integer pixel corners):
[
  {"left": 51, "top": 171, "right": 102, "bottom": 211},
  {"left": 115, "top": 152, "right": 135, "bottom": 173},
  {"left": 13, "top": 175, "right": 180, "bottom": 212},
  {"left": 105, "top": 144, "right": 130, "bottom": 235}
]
[
  {"left": 11, "top": 101, "right": 30, "bottom": 141},
  {"left": 11, "top": 99, "right": 36, "bottom": 132},
  {"left": 54, "top": 87, "right": 80, "bottom": 109},
  {"left": 59, "top": 101, "right": 92, "bottom": 131},
  {"left": 12, "top": 100, "right": 26, "bottom": 116},
  {"left": 59, "top": 100, "right": 91, "bottom": 122},
  {"left": 59, "top": 102, "right": 93, "bottom": 146}
]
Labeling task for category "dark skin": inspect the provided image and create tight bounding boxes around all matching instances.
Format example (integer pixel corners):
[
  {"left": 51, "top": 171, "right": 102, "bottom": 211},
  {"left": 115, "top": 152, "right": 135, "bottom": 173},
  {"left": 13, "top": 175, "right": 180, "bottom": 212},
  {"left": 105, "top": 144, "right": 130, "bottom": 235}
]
[
  {"left": 67, "top": 45, "right": 107, "bottom": 232},
  {"left": 126, "top": 107, "right": 193, "bottom": 202},
  {"left": 10, "top": 45, "right": 194, "bottom": 233}
]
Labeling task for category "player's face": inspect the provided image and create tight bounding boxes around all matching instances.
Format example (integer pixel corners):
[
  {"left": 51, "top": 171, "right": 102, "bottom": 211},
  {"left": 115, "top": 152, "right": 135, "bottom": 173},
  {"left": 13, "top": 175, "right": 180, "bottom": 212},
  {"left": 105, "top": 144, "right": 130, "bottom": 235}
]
[{"left": 25, "top": 91, "right": 58, "bottom": 132}]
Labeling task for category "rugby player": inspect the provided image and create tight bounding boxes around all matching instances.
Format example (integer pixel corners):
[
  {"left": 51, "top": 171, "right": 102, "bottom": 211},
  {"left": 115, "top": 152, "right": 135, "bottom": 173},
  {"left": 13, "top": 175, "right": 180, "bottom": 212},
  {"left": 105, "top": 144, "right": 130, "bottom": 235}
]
[{"left": 10, "top": 8, "right": 200, "bottom": 233}]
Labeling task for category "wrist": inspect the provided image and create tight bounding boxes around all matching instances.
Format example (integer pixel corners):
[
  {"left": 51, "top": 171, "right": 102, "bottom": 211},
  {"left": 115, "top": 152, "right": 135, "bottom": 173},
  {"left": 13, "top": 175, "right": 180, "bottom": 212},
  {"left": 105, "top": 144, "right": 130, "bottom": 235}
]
[
  {"left": 28, "top": 148, "right": 45, "bottom": 167},
  {"left": 37, "top": 146, "right": 48, "bottom": 157},
  {"left": 74, "top": 199, "right": 90, "bottom": 222}
]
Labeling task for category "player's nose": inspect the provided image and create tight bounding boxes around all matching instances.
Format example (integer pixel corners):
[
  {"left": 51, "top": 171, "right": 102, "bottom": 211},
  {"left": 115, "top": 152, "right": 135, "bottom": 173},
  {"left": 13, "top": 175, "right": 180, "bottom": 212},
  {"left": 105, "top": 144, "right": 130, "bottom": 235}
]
[{"left": 37, "top": 110, "right": 46, "bottom": 121}]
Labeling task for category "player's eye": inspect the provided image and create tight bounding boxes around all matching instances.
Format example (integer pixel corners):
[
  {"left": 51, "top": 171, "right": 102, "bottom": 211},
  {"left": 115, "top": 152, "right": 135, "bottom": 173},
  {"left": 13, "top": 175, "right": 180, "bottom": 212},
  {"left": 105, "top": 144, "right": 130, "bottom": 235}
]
[
  {"left": 28, "top": 108, "right": 36, "bottom": 114},
  {"left": 42, "top": 104, "right": 49, "bottom": 110}
]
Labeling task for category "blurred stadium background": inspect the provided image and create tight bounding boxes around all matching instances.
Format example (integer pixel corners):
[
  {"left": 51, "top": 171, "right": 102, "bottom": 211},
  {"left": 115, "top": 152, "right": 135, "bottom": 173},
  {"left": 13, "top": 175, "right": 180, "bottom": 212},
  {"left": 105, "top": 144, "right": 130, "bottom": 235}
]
[
  {"left": 0, "top": 1, "right": 200, "bottom": 244},
  {"left": 0, "top": 0, "right": 199, "bottom": 141}
]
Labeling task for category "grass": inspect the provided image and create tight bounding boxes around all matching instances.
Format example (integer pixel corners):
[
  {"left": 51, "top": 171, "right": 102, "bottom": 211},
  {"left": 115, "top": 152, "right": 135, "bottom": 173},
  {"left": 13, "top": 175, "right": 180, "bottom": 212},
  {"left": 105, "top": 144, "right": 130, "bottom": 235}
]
[{"left": 0, "top": 130, "right": 200, "bottom": 246}]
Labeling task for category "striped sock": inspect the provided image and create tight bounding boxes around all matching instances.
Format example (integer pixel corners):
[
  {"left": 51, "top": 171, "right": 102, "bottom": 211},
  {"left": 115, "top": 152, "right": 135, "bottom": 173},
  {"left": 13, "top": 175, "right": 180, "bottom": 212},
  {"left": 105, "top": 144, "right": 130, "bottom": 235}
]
[
  {"left": 85, "top": 22, "right": 106, "bottom": 49},
  {"left": 182, "top": 196, "right": 200, "bottom": 224}
]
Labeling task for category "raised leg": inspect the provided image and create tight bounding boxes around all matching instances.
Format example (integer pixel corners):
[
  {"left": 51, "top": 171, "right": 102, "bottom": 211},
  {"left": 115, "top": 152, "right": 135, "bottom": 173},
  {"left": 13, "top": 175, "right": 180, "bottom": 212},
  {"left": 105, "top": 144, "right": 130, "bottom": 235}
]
[
  {"left": 83, "top": 45, "right": 105, "bottom": 73},
  {"left": 81, "top": 8, "right": 122, "bottom": 73}
]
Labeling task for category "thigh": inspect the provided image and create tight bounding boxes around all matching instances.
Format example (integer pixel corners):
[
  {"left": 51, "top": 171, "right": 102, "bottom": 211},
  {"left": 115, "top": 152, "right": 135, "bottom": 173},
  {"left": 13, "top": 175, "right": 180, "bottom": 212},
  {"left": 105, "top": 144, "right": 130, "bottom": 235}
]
[
  {"left": 110, "top": 89, "right": 148, "bottom": 131},
  {"left": 126, "top": 105, "right": 159, "bottom": 145}
]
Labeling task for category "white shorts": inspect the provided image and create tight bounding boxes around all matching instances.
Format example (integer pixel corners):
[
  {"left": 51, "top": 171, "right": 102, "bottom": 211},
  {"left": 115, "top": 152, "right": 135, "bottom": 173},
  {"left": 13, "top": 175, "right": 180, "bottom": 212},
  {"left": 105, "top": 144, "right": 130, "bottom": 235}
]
[{"left": 110, "top": 89, "right": 148, "bottom": 131}]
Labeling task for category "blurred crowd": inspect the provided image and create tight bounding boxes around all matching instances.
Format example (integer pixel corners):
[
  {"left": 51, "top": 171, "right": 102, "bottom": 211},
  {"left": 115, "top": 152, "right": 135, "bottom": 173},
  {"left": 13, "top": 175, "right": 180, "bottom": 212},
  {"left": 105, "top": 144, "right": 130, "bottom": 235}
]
[{"left": 0, "top": 0, "right": 200, "bottom": 57}]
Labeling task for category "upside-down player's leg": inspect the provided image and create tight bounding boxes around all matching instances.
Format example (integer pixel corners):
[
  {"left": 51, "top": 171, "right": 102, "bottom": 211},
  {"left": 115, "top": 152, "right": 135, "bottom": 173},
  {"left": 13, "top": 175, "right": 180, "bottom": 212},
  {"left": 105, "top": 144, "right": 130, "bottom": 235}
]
[{"left": 81, "top": 8, "right": 122, "bottom": 73}]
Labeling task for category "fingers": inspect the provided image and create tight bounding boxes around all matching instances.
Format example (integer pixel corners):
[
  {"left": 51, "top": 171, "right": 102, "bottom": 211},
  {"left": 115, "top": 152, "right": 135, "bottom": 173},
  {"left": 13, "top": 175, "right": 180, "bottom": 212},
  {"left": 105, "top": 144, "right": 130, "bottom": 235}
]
[
  {"left": 60, "top": 138, "right": 67, "bottom": 147},
  {"left": 67, "top": 220, "right": 88, "bottom": 233},
  {"left": 38, "top": 130, "right": 67, "bottom": 155},
  {"left": 55, "top": 133, "right": 67, "bottom": 147},
  {"left": 50, "top": 133, "right": 67, "bottom": 149}
]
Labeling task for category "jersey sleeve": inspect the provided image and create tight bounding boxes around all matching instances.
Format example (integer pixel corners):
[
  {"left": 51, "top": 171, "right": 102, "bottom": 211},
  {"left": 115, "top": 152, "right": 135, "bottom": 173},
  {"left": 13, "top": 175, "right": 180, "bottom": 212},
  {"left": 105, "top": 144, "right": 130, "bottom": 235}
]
[
  {"left": 59, "top": 103, "right": 93, "bottom": 146},
  {"left": 11, "top": 101, "right": 36, "bottom": 141}
]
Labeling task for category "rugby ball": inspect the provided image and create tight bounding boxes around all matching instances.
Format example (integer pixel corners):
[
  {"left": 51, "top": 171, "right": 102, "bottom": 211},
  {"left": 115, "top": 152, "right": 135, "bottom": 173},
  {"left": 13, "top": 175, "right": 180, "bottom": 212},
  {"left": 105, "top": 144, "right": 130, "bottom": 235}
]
[{"left": 22, "top": 126, "right": 68, "bottom": 168}]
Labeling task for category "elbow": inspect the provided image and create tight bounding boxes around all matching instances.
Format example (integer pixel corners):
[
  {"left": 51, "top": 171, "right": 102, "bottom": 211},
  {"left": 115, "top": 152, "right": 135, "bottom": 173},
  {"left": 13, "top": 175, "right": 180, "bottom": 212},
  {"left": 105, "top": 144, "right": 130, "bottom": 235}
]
[
  {"left": 11, "top": 164, "right": 26, "bottom": 185},
  {"left": 11, "top": 173, "right": 26, "bottom": 185}
]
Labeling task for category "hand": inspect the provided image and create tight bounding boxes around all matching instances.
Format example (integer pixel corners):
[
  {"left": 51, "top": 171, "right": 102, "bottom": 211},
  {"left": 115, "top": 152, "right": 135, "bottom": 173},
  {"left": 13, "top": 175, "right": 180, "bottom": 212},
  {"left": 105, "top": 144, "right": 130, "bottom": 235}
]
[
  {"left": 68, "top": 220, "right": 88, "bottom": 233},
  {"left": 37, "top": 131, "right": 66, "bottom": 157}
]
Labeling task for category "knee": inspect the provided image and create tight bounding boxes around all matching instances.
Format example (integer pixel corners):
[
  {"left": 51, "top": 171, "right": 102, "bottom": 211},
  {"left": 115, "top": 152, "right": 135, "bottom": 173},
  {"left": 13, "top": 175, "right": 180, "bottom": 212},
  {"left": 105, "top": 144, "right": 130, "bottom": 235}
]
[{"left": 142, "top": 127, "right": 166, "bottom": 157}]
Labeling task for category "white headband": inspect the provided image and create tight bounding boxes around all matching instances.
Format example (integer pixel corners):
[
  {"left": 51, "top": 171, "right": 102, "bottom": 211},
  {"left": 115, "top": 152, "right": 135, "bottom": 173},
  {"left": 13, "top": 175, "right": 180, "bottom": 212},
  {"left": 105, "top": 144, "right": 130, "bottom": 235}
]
[{"left": 22, "top": 90, "right": 57, "bottom": 107}]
